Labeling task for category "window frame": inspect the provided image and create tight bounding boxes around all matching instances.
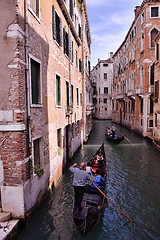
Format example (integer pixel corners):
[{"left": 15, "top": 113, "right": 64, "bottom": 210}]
[
  {"left": 29, "top": 55, "right": 42, "bottom": 107},
  {"left": 150, "top": 6, "right": 159, "bottom": 18},
  {"left": 29, "top": 0, "right": 40, "bottom": 21},
  {"left": 32, "top": 136, "right": 43, "bottom": 175},
  {"left": 55, "top": 73, "right": 61, "bottom": 107}
]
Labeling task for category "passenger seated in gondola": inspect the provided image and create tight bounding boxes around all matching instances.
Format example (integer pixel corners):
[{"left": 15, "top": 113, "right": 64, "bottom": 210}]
[{"left": 85, "top": 169, "right": 105, "bottom": 194}]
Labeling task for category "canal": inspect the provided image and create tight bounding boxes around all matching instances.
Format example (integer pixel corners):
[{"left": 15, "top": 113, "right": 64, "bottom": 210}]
[{"left": 15, "top": 120, "right": 160, "bottom": 240}]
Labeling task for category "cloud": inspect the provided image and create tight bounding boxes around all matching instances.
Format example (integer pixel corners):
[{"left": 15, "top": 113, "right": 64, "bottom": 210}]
[{"left": 87, "top": 0, "right": 143, "bottom": 66}]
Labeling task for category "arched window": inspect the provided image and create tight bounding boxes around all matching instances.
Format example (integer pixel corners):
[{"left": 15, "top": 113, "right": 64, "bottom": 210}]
[{"left": 150, "top": 28, "right": 158, "bottom": 48}]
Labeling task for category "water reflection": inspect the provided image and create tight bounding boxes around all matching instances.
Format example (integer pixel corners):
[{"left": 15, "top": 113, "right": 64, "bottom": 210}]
[{"left": 15, "top": 120, "right": 160, "bottom": 240}]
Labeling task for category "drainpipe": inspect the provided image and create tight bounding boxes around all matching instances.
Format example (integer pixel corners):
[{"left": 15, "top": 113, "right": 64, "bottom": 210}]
[
  {"left": 24, "top": 0, "right": 31, "bottom": 149},
  {"left": 81, "top": 2, "right": 86, "bottom": 142}
]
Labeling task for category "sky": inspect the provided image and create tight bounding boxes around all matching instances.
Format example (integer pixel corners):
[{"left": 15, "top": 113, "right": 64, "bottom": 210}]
[{"left": 86, "top": 0, "right": 143, "bottom": 67}]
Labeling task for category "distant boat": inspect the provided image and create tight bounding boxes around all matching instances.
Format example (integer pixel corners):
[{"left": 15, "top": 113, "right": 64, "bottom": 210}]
[
  {"left": 105, "top": 129, "right": 124, "bottom": 143},
  {"left": 73, "top": 143, "right": 107, "bottom": 237}
]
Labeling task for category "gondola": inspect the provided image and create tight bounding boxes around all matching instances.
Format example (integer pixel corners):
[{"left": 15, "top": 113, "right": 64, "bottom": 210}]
[
  {"left": 105, "top": 129, "right": 124, "bottom": 143},
  {"left": 73, "top": 143, "right": 107, "bottom": 236}
]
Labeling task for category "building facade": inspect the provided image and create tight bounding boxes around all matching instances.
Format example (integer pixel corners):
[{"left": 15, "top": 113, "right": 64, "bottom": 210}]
[
  {"left": 0, "top": 0, "right": 91, "bottom": 218},
  {"left": 153, "top": 32, "right": 160, "bottom": 146},
  {"left": 91, "top": 54, "right": 113, "bottom": 119},
  {"left": 112, "top": 0, "right": 160, "bottom": 137}
]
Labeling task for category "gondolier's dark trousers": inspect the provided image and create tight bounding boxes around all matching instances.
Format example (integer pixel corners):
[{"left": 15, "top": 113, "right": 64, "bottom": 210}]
[{"left": 74, "top": 186, "right": 85, "bottom": 211}]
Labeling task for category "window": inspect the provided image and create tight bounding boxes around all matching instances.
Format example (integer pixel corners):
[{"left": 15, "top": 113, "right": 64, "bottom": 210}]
[
  {"left": 141, "top": 11, "right": 144, "bottom": 23},
  {"left": 140, "top": 98, "right": 143, "bottom": 114},
  {"left": 141, "top": 119, "right": 143, "bottom": 126},
  {"left": 155, "top": 80, "right": 159, "bottom": 99},
  {"left": 66, "top": 81, "right": 69, "bottom": 110},
  {"left": 150, "top": 28, "right": 158, "bottom": 48},
  {"left": 79, "top": 59, "right": 83, "bottom": 73},
  {"left": 129, "top": 101, "right": 130, "bottom": 112},
  {"left": 141, "top": 33, "right": 144, "bottom": 52},
  {"left": 52, "top": 6, "right": 63, "bottom": 46},
  {"left": 56, "top": 74, "right": 61, "bottom": 106},
  {"left": 75, "top": 49, "right": 78, "bottom": 69},
  {"left": 31, "top": 58, "right": 41, "bottom": 105},
  {"left": 71, "top": 84, "right": 74, "bottom": 106},
  {"left": 151, "top": 7, "right": 159, "bottom": 18},
  {"left": 105, "top": 108, "right": 107, "bottom": 111},
  {"left": 149, "top": 119, "right": 153, "bottom": 127},
  {"left": 103, "top": 64, "right": 108, "bottom": 67},
  {"left": 78, "top": 24, "right": 82, "bottom": 40},
  {"left": 155, "top": 113, "right": 157, "bottom": 127},
  {"left": 69, "top": 0, "right": 74, "bottom": 19},
  {"left": 30, "top": 0, "right": 39, "bottom": 17},
  {"left": 80, "top": 93, "right": 82, "bottom": 106},
  {"left": 57, "top": 128, "right": 62, "bottom": 154},
  {"left": 150, "top": 95, "right": 154, "bottom": 114},
  {"left": 76, "top": 88, "right": 79, "bottom": 106},
  {"left": 104, "top": 87, "right": 108, "bottom": 94},
  {"left": 64, "top": 29, "right": 71, "bottom": 58},
  {"left": 71, "top": 41, "right": 74, "bottom": 63},
  {"left": 104, "top": 73, "right": 107, "bottom": 80},
  {"left": 156, "top": 43, "right": 159, "bottom": 61},
  {"left": 33, "top": 137, "right": 42, "bottom": 167},
  {"left": 150, "top": 63, "right": 154, "bottom": 85},
  {"left": 116, "top": 102, "right": 118, "bottom": 111},
  {"left": 104, "top": 98, "right": 107, "bottom": 104}
]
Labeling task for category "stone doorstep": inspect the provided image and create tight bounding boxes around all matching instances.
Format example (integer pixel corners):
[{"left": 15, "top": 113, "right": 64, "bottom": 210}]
[
  {"left": 0, "top": 219, "right": 20, "bottom": 240},
  {"left": 0, "top": 212, "right": 11, "bottom": 222}
]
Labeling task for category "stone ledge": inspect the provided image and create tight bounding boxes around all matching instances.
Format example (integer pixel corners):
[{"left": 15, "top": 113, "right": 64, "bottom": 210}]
[
  {"left": 0, "top": 212, "right": 11, "bottom": 222},
  {"left": 0, "top": 219, "right": 20, "bottom": 240}
]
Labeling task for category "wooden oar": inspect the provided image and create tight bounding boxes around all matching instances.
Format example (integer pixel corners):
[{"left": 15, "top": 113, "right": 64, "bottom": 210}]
[
  {"left": 90, "top": 180, "right": 155, "bottom": 236},
  {"left": 116, "top": 128, "right": 135, "bottom": 146},
  {"left": 90, "top": 180, "right": 134, "bottom": 223}
]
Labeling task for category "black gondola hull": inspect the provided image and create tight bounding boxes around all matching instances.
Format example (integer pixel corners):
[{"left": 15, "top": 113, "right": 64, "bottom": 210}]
[{"left": 73, "top": 143, "right": 107, "bottom": 236}]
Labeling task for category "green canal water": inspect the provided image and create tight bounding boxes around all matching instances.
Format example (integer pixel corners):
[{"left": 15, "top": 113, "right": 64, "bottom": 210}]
[{"left": 15, "top": 120, "right": 160, "bottom": 240}]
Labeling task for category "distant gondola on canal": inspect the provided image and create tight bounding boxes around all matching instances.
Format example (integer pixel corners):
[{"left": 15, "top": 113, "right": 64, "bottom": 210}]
[
  {"left": 72, "top": 143, "right": 107, "bottom": 237},
  {"left": 105, "top": 127, "right": 124, "bottom": 143}
]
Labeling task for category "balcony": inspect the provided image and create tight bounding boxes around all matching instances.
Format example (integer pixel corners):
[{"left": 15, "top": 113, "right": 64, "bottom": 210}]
[
  {"left": 136, "top": 87, "right": 144, "bottom": 95},
  {"left": 66, "top": 105, "right": 73, "bottom": 116},
  {"left": 148, "top": 85, "right": 154, "bottom": 94},
  {"left": 86, "top": 103, "right": 93, "bottom": 112},
  {"left": 116, "top": 93, "right": 124, "bottom": 100},
  {"left": 127, "top": 89, "right": 136, "bottom": 97}
]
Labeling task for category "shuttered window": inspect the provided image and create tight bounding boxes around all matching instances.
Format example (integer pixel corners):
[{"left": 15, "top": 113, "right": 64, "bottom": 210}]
[
  {"left": 150, "top": 63, "right": 154, "bottom": 85},
  {"left": 155, "top": 80, "right": 159, "bottom": 99},
  {"left": 56, "top": 75, "right": 61, "bottom": 106},
  {"left": 66, "top": 81, "right": 69, "bottom": 110},
  {"left": 156, "top": 43, "right": 159, "bottom": 61},
  {"left": 52, "top": 6, "right": 63, "bottom": 46},
  {"left": 31, "top": 59, "right": 41, "bottom": 105},
  {"left": 64, "top": 29, "right": 71, "bottom": 58},
  {"left": 69, "top": 0, "right": 74, "bottom": 19},
  {"left": 71, "top": 84, "right": 74, "bottom": 105},
  {"left": 77, "top": 88, "right": 79, "bottom": 106}
]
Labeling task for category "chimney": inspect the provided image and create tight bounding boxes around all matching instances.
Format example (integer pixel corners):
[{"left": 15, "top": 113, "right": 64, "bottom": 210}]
[
  {"left": 98, "top": 58, "right": 100, "bottom": 62},
  {"left": 134, "top": 6, "right": 140, "bottom": 17},
  {"left": 110, "top": 52, "right": 113, "bottom": 59}
]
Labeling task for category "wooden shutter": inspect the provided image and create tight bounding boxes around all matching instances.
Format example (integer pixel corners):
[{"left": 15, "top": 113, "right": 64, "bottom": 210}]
[
  {"left": 68, "top": 33, "right": 71, "bottom": 59},
  {"left": 70, "top": 0, "right": 74, "bottom": 19},
  {"left": 52, "top": 6, "right": 56, "bottom": 40},
  {"left": 155, "top": 80, "right": 159, "bottom": 99},
  {"left": 59, "top": 17, "right": 63, "bottom": 47},
  {"left": 63, "top": 28, "right": 66, "bottom": 54}
]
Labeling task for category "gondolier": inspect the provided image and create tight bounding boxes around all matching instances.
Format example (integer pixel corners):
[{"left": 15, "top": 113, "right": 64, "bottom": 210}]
[
  {"left": 72, "top": 143, "right": 107, "bottom": 236},
  {"left": 69, "top": 162, "right": 90, "bottom": 212}
]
